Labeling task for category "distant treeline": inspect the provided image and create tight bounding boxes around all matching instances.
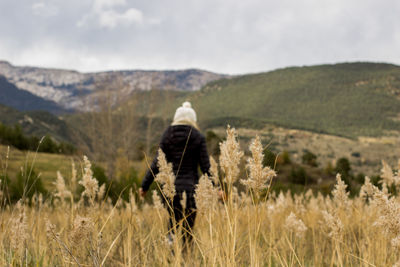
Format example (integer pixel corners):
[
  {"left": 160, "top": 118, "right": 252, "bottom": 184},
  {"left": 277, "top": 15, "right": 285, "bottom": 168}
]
[{"left": 0, "top": 123, "right": 76, "bottom": 154}]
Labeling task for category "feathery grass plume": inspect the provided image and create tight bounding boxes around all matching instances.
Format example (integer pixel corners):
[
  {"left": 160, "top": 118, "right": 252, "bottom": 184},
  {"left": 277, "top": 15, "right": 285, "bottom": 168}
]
[
  {"left": 219, "top": 125, "right": 243, "bottom": 185},
  {"left": 241, "top": 135, "right": 276, "bottom": 195},
  {"left": 45, "top": 219, "right": 61, "bottom": 252},
  {"left": 372, "top": 189, "right": 400, "bottom": 243},
  {"left": 10, "top": 201, "right": 28, "bottom": 254},
  {"left": 70, "top": 215, "right": 94, "bottom": 246},
  {"left": 294, "top": 194, "right": 307, "bottom": 215},
  {"left": 115, "top": 198, "right": 124, "bottom": 209},
  {"left": 128, "top": 188, "right": 137, "bottom": 213},
  {"left": 180, "top": 191, "right": 187, "bottom": 210},
  {"left": 372, "top": 189, "right": 400, "bottom": 265},
  {"left": 155, "top": 148, "right": 176, "bottom": 199},
  {"left": 359, "top": 176, "right": 379, "bottom": 201},
  {"left": 79, "top": 156, "right": 99, "bottom": 204},
  {"left": 284, "top": 212, "right": 307, "bottom": 238},
  {"left": 332, "top": 173, "right": 349, "bottom": 210},
  {"left": 0, "top": 179, "right": 3, "bottom": 200},
  {"left": 321, "top": 210, "right": 344, "bottom": 240},
  {"left": 71, "top": 160, "right": 77, "bottom": 193},
  {"left": 45, "top": 219, "right": 59, "bottom": 240},
  {"left": 381, "top": 160, "right": 396, "bottom": 186},
  {"left": 209, "top": 156, "right": 220, "bottom": 186},
  {"left": 97, "top": 183, "right": 106, "bottom": 201},
  {"left": 152, "top": 190, "right": 163, "bottom": 210},
  {"left": 195, "top": 174, "right": 218, "bottom": 214},
  {"left": 239, "top": 191, "right": 252, "bottom": 206},
  {"left": 54, "top": 171, "right": 72, "bottom": 202}
]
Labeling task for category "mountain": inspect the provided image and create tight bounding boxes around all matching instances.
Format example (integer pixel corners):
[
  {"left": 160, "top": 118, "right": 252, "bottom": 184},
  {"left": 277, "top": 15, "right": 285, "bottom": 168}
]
[
  {"left": 0, "top": 60, "right": 227, "bottom": 111},
  {"left": 0, "top": 75, "right": 66, "bottom": 113}
]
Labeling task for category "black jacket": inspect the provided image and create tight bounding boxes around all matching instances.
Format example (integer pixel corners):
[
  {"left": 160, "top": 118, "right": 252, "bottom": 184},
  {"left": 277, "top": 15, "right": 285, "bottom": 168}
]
[{"left": 141, "top": 125, "right": 211, "bottom": 192}]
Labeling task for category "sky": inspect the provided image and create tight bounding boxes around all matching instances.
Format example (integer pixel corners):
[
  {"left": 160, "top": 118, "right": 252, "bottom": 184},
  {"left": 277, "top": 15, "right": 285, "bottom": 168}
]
[{"left": 0, "top": 0, "right": 399, "bottom": 75}]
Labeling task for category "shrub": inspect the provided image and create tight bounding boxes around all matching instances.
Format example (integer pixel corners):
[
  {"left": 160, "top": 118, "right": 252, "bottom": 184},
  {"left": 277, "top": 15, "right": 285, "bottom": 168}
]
[
  {"left": 9, "top": 169, "right": 47, "bottom": 202},
  {"left": 302, "top": 150, "right": 318, "bottom": 167},
  {"left": 263, "top": 148, "right": 277, "bottom": 168},
  {"left": 280, "top": 151, "right": 291, "bottom": 164},
  {"left": 289, "top": 166, "right": 307, "bottom": 185}
]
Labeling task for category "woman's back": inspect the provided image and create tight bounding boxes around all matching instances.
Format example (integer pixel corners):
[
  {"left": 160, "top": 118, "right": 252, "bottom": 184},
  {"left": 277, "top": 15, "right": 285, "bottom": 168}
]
[{"left": 160, "top": 125, "right": 210, "bottom": 192}]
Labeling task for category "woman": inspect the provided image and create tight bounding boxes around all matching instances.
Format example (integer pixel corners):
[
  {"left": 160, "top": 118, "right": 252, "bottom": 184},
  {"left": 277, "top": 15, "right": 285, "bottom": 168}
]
[{"left": 139, "top": 101, "right": 211, "bottom": 247}]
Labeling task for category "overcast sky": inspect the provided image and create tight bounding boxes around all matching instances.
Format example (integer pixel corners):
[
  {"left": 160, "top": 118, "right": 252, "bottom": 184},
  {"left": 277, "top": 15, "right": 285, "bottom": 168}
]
[{"left": 0, "top": 0, "right": 399, "bottom": 74}]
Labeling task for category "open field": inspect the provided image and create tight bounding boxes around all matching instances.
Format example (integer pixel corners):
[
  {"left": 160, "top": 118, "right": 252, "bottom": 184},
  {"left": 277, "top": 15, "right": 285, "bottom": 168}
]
[{"left": 1, "top": 127, "right": 400, "bottom": 266}]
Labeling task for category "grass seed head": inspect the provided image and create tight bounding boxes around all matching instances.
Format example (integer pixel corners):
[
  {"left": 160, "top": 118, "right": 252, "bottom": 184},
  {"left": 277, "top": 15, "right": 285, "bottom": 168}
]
[
  {"left": 79, "top": 156, "right": 99, "bottom": 204},
  {"left": 241, "top": 135, "right": 276, "bottom": 195},
  {"left": 321, "top": 210, "right": 344, "bottom": 240},
  {"left": 152, "top": 190, "right": 163, "bottom": 210},
  {"left": 381, "top": 160, "right": 396, "bottom": 186},
  {"left": 10, "top": 201, "right": 28, "bottom": 254},
  {"left": 219, "top": 125, "right": 243, "bottom": 185},
  {"left": 180, "top": 191, "right": 187, "bottom": 210},
  {"left": 284, "top": 212, "right": 307, "bottom": 238},
  {"left": 332, "top": 173, "right": 349, "bottom": 210},
  {"left": 54, "top": 171, "right": 72, "bottom": 202},
  {"left": 195, "top": 174, "right": 218, "bottom": 214},
  {"left": 155, "top": 149, "right": 176, "bottom": 199},
  {"left": 209, "top": 156, "right": 220, "bottom": 187},
  {"left": 70, "top": 215, "right": 94, "bottom": 246}
]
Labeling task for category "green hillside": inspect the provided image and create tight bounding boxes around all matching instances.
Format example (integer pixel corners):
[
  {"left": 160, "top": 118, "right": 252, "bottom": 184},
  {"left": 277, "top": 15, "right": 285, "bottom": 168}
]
[
  {"left": 179, "top": 62, "right": 400, "bottom": 137},
  {"left": 0, "top": 104, "right": 77, "bottom": 143}
]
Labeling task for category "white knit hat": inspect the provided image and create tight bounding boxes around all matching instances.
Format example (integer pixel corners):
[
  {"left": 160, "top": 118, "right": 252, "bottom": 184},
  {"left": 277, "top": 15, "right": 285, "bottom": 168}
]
[{"left": 172, "top": 101, "right": 198, "bottom": 128}]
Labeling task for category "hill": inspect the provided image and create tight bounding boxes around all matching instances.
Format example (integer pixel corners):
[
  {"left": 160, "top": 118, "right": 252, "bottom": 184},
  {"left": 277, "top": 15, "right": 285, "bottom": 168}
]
[
  {"left": 180, "top": 62, "right": 400, "bottom": 138},
  {"left": 0, "top": 103, "right": 77, "bottom": 143}
]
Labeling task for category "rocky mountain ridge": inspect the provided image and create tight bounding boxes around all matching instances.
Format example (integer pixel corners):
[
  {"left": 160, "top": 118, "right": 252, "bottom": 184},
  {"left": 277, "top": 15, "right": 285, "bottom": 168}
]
[{"left": 0, "top": 60, "right": 228, "bottom": 111}]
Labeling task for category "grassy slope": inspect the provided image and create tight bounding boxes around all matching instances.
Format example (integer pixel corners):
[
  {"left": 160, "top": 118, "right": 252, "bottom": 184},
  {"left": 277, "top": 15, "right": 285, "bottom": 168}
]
[
  {"left": 182, "top": 62, "right": 400, "bottom": 137},
  {"left": 0, "top": 144, "right": 73, "bottom": 188}
]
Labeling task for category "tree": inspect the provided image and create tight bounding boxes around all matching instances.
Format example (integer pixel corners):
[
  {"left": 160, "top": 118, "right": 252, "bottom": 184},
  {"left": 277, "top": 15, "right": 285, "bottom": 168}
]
[{"left": 335, "top": 157, "right": 351, "bottom": 177}]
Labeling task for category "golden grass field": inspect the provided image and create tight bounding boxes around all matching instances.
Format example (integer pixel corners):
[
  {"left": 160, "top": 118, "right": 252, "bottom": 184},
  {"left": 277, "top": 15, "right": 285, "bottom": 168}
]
[{"left": 1, "top": 127, "right": 400, "bottom": 266}]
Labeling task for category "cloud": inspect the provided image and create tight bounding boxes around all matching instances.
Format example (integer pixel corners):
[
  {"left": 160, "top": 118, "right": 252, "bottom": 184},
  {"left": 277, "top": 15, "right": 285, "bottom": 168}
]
[
  {"left": 32, "top": 2, "right": 59, "bottom": 17},
  {"left": 98, "top": 8, "right": 143, "bottom": 29},
  {"left": 77, "top": 0, "right": 143, "bottom": 29},
  {"left": 93, "top": 0, "right": 127, "bottom": 11}
]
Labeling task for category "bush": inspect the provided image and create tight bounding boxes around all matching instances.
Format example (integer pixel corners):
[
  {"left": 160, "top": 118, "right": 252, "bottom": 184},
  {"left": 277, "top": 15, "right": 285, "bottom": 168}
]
[
  {"left": 355, "top": 173, "right": 365, "bottom": 184},
  {"left": 206, "top": 130, "right": 222, "bottom": 156},
  {"left": 335, "top": 157, "right": 351, "bottom": 176},
  {"left": 289, "top": 167, "right": 307, "bottom": 185},
  {"left": 263, "top": 148, "right": 277, "bottom": 168},
  {"left": 281, "top": 151, "right": 291, "bottom": 164},
  {"left": 302, "top": 150, "right": 318, "bottom": 167},
  {"left": 9, "top": 169, "right": 48, "bottom": 202},
  {"left": 86, "top": 164, "right": 140, "bottom": 203}
]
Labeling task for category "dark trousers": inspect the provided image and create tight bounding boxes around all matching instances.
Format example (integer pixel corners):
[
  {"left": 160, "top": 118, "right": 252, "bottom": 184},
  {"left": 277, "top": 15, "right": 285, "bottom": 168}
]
[{"left": 167, "top": 191, "right": 197, "bottom": 246}]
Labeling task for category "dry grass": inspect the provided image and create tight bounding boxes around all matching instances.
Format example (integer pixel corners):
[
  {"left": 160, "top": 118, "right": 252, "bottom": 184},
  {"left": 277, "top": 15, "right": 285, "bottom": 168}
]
[{"left": 0, "top": 127, "right": 400, "bottom": 266}]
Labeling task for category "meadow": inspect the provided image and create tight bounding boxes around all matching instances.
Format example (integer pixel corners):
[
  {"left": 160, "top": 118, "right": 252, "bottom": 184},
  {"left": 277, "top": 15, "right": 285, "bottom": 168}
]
[{"left": 0, "top": 126, "right": 399, "bottom": 266}]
